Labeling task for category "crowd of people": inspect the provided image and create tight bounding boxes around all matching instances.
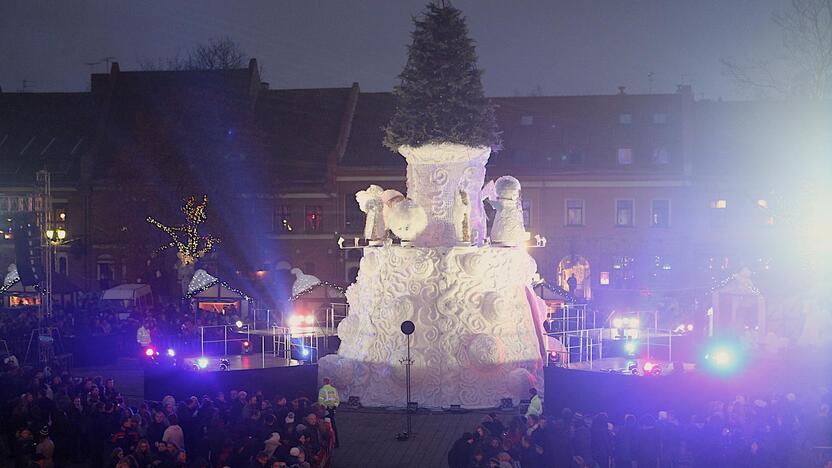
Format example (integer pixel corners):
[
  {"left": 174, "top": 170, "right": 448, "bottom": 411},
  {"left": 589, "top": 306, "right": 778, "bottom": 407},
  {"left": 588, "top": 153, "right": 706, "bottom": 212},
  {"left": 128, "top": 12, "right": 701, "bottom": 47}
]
[
  {"left": 0, "top": 297, "right": 247, "bottom": 361},
  {"left": 0, "top": 358, "right": 335, "bottom": 468},
  {"left": 449, "top": 388, "right": 832, "bottom": 467}
]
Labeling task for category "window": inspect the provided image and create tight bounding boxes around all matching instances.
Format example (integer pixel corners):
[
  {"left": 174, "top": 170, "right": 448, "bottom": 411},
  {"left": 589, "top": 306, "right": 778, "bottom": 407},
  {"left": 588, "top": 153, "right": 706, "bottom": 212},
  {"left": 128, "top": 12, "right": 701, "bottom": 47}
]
[
  {"left": 651, "top": 200, "right": 670, "bottom": 227},
  {"left": 522, "top": 199, "right": 531, "bottom": 228},
  {"left": 711, "top": 199, "right": 727, "bottom": 209},
  {"left": 652, "top": 146, "right": 670, "bottom": 164},
  {"left": 344, "top": 196, "right": 363, "bottom": 232},
  {"left": 97, "top": 261, "right": 114, "bottom": 290},
  {"left": 615, "top": 199, "right": 634, "bottom": 227},
  {"left": 611, "top": 256, "right": 635, "bottom": 286},
  {"left": 617, "top": 148, "right": 633, "bottom": 165},
  {"left": 274, "top": 205, "right": 293, "bottom": 233},
  {"left": 304, "top": 205, "right": 322, "bottom": 233},
  {"left": 653, "top": 113, "right": 667, "bottom": 124},
  {"left": 520, "top": 115, "right": 534, "bottom": 126},
  {"left": 710, "top": 199, "right": 728, "bottom": 227},
  {"left": 565, "top": 199, "right": 585, "bottom": 226},
  {"left": 651, "top": 255, "right": 673, "bottom": 281},
  {"left": 619, "top": 113, "right": 633, "bottom": 124}
]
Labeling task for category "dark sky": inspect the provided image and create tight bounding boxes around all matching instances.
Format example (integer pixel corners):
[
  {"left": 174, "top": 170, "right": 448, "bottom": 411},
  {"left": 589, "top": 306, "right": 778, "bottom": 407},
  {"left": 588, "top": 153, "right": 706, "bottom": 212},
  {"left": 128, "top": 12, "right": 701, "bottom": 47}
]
[{"left": 0, "top": 0, "right": 787, "bottom": 99}]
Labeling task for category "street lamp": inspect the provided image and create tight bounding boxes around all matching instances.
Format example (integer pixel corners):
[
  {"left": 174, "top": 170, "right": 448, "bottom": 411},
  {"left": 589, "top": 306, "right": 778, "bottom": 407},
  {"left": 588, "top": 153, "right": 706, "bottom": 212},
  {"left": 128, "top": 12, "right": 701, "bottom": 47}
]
[{"left": 45, "top": 227, "right": 67, "bottom": 244}]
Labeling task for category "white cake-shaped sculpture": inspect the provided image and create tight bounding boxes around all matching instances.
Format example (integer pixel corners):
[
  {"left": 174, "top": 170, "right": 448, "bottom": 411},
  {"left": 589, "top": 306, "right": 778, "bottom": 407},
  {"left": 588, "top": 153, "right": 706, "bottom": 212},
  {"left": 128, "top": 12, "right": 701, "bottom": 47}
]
[{"left": 320, "top": 143, "right": 544, "bottom": 408}]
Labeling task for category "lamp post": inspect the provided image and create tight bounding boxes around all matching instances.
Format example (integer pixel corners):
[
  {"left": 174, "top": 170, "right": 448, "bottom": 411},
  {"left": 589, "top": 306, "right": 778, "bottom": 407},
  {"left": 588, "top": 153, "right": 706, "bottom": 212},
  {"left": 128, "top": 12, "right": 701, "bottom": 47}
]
[{"left": 44, "top": 226, "right": 67, "bottom": 319}]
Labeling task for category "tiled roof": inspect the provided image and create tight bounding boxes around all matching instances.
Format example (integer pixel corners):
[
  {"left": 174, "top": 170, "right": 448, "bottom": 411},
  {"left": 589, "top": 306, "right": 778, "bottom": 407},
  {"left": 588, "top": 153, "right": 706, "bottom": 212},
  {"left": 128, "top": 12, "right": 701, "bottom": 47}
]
[
  {"left": 0, "top": 93, "right": 96, "bottom": 185},
  {"left": 340, "top": 91, "right": 688, "bottom": 176}
]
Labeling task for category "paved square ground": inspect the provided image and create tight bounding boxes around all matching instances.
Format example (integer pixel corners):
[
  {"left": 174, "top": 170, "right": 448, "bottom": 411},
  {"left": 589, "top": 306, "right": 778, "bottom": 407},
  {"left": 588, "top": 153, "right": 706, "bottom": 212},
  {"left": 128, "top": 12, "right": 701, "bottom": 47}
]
[{"left": 332, "top": 408, "right": 492, "bottom": 468}]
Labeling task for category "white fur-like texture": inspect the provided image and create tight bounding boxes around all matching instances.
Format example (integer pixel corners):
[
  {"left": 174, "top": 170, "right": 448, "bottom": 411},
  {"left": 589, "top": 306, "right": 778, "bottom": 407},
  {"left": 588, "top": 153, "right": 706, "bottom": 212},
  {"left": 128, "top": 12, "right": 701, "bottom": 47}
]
[{"left": 319, "top": 245, "right": 543, "bottom": 408}]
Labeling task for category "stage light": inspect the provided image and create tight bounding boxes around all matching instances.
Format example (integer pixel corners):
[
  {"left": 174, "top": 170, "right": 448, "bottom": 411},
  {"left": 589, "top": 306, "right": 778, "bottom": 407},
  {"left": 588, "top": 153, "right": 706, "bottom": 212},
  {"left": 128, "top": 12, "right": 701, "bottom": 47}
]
[
  {"left": 219, "top": 358, "right": 230, "bottom": 371},
  {"left": 166, "top": 348, "right": 176, "bottom": 357},
  {"left": 144, "top": 347, "right": 155, "bottom": 357},
  {"left": 643, "top": 361, "right": 661, "bottom": 375},
  {"left": 612, "top": 317, "right": 623, "bottom": 328},
  {"left": 196, "top": 357, "right": 209, "bottom": 369},
  {"left": 235, "top": 320, "right": 244, "bottom": 328},
  {"left": 304, "top": 315, "right": 315, "bottom": 325},
  {"left": 301, "top": 347, "right": 310, "bottom": 357},
  {"left": 686, "top": 323, "right": 694, "bottom": 332},
  {"left": 624, "top": 340, "right": 638, "bottom": 355},
  {"left": 702, "top": 341, "right": 744, "bottom": 376},
  {"left": 289, "top": 315, "right": 302, "bottom": 327},
  {"left": 713, "top": 350, "right": 732, "bottom": 366},
  {"left": 628, "top": 362, "right": 639, "bottom": 375}
]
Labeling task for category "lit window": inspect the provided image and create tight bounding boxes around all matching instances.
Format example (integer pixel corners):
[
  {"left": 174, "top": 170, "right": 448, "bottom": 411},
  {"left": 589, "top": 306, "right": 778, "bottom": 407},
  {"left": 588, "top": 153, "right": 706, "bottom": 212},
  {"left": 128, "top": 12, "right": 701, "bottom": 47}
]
[
  {"left": 619, "top": 113, "right": 633, "bottom": 124},
  {"left": 651, "top": 200, "right": 670, "bottom": 227},
  {"left": 274, "top": 205, "right": 293, "bottom": 233},
  {"left": 565, "top": 199, "right": 584, "bottom": 226},
  {"left": 615, "top": 200, "right": 634, "bottom": 227},
  {"left": 304, "top": 206, "right": 322, "bottom": 233},
  {"left": 617, "top": 148, "right": 633, "bottom": 165},
  {"left": 600, "top": 271, "right": 610, "bottom": 285},
  {"left": 611, "top": 256, "right": 635, "bottom": 285},
  {"left": 653, "top": 113, "right": 667, "bottom": 124},
  {"left": 757, "top": 199, "right": 768, "bottom": 209},
  {"left": 712, "top": 199, "right": 727, "bottom": 209},
  {"left": 520, "top": 115, "right": 534, "bottom": 126}
]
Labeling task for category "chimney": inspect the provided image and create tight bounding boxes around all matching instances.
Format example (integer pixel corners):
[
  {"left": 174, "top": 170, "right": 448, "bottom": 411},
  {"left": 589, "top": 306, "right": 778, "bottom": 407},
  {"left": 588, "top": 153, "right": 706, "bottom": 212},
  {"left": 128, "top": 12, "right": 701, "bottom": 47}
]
[{"left": 617, "top": 86, "right": 626, "bottom": 95}]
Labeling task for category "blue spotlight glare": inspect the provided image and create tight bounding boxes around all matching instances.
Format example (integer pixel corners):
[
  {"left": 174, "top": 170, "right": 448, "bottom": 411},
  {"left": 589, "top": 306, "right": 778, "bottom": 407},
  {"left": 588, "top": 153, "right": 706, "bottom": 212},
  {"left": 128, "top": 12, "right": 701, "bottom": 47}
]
[
  {"left": 702, "top": 341, "right": 744, "bottom": 376},
  {"left": 196, "top": 357, "right": 209, "bottom": 369}
]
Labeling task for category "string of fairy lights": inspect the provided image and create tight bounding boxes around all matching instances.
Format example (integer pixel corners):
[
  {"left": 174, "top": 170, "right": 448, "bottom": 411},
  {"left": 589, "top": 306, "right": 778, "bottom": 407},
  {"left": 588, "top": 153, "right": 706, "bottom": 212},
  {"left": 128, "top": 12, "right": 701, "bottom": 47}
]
[
  {"left": 147, "top": 195, "right": 219, "bottom": 266},
  {"left": 289, "top": 281, "right": 346, "bottom": 302}
]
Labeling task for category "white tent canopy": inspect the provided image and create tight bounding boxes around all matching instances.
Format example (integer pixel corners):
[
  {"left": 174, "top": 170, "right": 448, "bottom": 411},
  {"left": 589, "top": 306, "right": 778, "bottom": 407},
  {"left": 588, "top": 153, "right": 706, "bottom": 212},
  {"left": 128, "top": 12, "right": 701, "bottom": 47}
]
[{"left": 101, "top": 284, "right": 152, "bottom": 301}]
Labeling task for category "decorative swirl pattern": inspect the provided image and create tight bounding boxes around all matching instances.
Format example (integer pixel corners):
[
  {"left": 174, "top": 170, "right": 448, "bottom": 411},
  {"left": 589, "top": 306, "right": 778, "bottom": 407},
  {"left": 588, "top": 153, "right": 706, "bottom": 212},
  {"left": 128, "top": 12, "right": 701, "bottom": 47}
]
[{"left": 329, "top": 244, "right": 544, "bottom": 408}]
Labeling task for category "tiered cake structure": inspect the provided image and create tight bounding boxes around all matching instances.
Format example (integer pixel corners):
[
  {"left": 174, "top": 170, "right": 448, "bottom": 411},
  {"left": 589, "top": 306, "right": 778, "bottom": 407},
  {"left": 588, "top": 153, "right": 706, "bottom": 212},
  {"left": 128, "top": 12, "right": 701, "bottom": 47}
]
[{"left": 320, "top": 143, "right": 544, "bottom": 408}]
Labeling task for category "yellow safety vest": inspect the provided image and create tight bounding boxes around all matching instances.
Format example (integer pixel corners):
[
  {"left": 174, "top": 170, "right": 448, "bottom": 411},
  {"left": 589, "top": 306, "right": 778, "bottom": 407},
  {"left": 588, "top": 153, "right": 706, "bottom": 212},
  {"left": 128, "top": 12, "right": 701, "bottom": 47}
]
[{"left": 318, "top": 384, "right": 340, "bottom": 408}]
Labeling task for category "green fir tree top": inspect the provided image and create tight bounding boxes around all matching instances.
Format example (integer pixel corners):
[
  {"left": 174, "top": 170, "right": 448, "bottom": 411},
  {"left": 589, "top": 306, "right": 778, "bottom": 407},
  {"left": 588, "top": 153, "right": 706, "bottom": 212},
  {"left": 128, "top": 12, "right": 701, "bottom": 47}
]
[{"left": 383, "top": 2, "right": 501, "bottom": 152}]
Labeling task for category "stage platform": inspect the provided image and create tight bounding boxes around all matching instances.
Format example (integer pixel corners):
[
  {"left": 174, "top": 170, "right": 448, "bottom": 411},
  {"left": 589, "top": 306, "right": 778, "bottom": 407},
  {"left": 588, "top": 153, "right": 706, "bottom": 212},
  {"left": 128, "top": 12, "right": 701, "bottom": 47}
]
[
  {"left": 180, "top": 354, "right": 304, "bottom": 371},
  {"left": 248, "top": 326, "right": 339, "bottom": 337},
  {"left": 144, "top": 356, "right": 318, "bottom": 401}
]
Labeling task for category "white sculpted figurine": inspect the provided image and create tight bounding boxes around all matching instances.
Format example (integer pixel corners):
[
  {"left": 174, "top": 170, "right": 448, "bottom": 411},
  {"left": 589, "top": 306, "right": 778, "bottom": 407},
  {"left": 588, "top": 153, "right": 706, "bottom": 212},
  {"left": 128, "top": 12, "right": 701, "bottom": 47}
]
[
  {"left": 488, "top": 176, "right": 529, "bottom": 246},
  {"left": 387, "top": 198, "right": 428, "bottom": 242},
  {"left": 453, "top": 188, "right": 471, "bottom": 243},
  {"left": 355, "top": 185, "right": 386, "bottom": 243}
]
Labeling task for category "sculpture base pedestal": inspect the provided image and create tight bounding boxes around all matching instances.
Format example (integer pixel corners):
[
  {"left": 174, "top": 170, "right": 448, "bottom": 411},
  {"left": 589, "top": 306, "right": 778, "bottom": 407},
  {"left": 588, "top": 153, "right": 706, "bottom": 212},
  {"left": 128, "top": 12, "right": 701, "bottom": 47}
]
[{"left": 320, "top": 245, "right": 544, "bottom": 408}]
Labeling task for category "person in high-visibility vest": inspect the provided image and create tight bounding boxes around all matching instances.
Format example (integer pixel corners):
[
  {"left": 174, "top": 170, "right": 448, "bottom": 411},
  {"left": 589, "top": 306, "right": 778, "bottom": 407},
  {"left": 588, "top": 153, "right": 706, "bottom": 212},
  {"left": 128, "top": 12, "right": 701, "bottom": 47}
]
[
  {"left": 526, "top": 387, "right": 543, "bottom": 417},
  {"left": 318, "top": 377, "right": 340, "bottom": 448}
]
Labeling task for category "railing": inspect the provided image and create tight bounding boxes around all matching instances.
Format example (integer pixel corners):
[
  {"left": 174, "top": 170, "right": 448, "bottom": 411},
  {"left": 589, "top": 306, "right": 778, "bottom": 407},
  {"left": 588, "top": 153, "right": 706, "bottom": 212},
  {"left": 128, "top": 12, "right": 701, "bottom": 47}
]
[
  {"left": 199, "top": 324, "right": 251, "bottom": 357},
  {"left": 325, "top": 302, "right": 349, "bottom": 332}
]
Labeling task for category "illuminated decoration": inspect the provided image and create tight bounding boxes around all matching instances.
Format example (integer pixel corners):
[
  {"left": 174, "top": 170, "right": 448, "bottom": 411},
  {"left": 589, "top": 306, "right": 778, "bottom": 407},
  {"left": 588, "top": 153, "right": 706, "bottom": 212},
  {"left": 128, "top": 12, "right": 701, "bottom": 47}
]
[
  {"left": 599, "top": 271, "right": 610, "bottom": 285},
  {"left": 290, "top": 267, "right": 321, "bottom": 297},
  {"left": 147, "top": 195, "right": 219, "bottom": 266},
  {"left": 184, "top": 269, "right": 253, "bottom": 301},
  {"left": 320, "top": 3, "right": 543, "bottom": 408},
  {"left": 1, "top": 264, "right": 20, "bottom": 293},
  {"left": 144, "top": 347, "right": 155, "bottom": 357},
  {"left": 187, "top": 269, "right": 218, "bottom": 296},
  {"left": 289, "top": 280, "right": 346, "bottom": 302}
]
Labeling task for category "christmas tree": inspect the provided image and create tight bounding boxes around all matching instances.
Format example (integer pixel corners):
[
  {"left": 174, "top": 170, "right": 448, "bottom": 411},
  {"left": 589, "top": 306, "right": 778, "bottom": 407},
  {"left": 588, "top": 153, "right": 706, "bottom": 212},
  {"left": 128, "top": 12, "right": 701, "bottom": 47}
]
[{"left": 383, "top": 2, "right": 500, "bottom": 151}]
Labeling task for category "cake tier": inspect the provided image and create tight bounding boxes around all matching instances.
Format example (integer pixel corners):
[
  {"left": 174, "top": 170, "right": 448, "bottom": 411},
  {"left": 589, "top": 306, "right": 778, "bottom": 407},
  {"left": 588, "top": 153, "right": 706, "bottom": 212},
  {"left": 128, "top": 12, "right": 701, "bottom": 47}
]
[{"left": 320, "top": 245, "right": 544, "bottom": 408}]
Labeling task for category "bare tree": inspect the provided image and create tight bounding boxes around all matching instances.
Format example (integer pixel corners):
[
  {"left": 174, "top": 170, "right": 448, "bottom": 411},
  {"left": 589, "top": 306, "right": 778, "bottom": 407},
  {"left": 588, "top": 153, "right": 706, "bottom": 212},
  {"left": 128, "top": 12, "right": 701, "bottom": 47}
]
[
  {"left": 139, "top": 37, "right": 247, "bottom": 71},
  {"left": 723, "top": 0, "right": 831, "bottom": 99}
]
